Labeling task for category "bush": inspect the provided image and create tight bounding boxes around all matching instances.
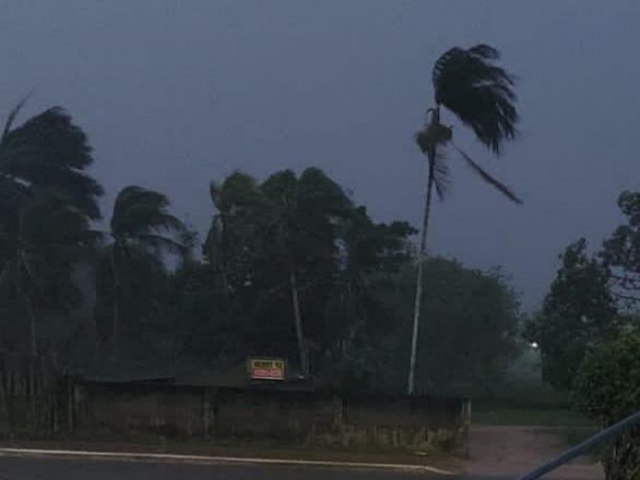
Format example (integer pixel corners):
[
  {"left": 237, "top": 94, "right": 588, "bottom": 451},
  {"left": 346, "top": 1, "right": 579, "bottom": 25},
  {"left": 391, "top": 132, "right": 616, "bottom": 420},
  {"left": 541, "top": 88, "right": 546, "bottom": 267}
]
[{"left": 574, "top": 333, "right": 640, "bottom": 480}]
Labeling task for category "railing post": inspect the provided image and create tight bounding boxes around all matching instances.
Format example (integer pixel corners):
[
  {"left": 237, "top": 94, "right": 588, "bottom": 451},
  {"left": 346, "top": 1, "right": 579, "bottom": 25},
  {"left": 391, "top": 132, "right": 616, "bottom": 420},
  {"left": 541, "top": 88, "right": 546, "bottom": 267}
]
[{"left": 517, "top": 410, "right": 640, "bottom": 480}]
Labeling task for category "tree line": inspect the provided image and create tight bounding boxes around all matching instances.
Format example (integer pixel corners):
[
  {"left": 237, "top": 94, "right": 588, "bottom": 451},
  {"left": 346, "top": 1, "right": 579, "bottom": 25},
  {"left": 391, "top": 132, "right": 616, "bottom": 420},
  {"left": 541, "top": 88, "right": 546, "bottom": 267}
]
[
  {"left": 526, "top": 192, "right": 640, "bottom": 479},
  {"left": 0, "top": 101, "right": 522, "bottom": 393},
  {"left": 0, "top": 43, "right": 528, "bottom": 393},
  {"left": 1, "top": 39, "right": 636, "bottom": 477}
]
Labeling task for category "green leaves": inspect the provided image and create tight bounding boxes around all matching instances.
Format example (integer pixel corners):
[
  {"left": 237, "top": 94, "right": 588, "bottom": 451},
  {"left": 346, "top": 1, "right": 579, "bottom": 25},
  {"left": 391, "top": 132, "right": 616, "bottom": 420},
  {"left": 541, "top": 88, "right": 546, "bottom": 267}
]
[
  {"left": 371, "top": 257, "right": 520, "bottom": 393},
  {"left": 575, "top": 333, "right": 640, "bottom": 421},
  {"left": 261, "top": 168, "right": 352, "bottom": 267},
  {"left": 525, "top": 239, "right": 619, "bottom": 390},
  {"left": 601, "top": 191, "right": 640, "bottom": 305},
  {"left": 454, "top": 145, "right": 522, "bottom": 204},
  {"left": 574, "top": 334, "right": 640, "bottom": 479},
  {"left": 199, "top": 168, "right": 424, "bottom": 381},
  {"left": 413, "top": 44, "right": 521, "bottom": 208}
]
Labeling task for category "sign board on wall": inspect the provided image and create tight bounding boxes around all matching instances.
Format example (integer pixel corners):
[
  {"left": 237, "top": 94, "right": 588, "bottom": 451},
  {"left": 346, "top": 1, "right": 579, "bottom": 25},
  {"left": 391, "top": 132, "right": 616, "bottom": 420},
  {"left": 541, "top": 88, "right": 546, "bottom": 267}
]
[{"left": 247, "top": 358, "right": 286, "bottom": 381}]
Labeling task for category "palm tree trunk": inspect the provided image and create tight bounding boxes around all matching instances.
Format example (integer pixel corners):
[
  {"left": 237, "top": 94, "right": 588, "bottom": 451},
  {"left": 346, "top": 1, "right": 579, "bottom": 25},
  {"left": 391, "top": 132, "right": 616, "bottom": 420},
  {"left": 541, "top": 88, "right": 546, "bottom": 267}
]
[
  {"left": 16, "top": 209, "right": 38, "bottom": 357},
  {"left": 109, "top": 249, "right": 120, "bottom": 363},
  {"left": 407, "top": 108, "right": 440, "bottom": 395},
  {"left": 24, "top": 295, "right": 38, "bottom": 357},
  {"left": 289, "top": 268, "right": 308, "bottom": 378},
  {"left": 17, "top": 254, "right": 38, "bottom": 357}
]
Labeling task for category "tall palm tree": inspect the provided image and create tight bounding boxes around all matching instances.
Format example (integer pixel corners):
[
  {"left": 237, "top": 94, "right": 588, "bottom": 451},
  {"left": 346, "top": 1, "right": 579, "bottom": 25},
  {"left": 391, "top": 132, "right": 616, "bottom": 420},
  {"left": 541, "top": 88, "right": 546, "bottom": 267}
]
[
  {"left": 0, "top": 100, "right": 103, "bottom": 356},
  {"left": 100, "top": 186, "right": 186, "bottom": 361},
  {"left": 0, "top": 189, "right": 98, "bottom": 356},
  {"left": 407, "top": 44, "right": 522, "bottom": 394}
]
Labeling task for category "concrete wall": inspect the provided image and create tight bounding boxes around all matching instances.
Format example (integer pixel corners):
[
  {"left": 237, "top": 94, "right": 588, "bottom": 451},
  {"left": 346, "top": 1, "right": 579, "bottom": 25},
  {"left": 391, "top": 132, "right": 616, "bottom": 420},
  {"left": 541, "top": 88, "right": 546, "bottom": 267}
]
[
  {"left": 74, "top": 381, "right": 469, "bottom": 453},
  {"left": 0, "top": 354, "right": 76, "bottom": 437},
  {"left": 1, "top": 362, "right": 469, "bottom": 454},
  {"left": 79, "top": 383, "right": 207, "bottom": 438}
]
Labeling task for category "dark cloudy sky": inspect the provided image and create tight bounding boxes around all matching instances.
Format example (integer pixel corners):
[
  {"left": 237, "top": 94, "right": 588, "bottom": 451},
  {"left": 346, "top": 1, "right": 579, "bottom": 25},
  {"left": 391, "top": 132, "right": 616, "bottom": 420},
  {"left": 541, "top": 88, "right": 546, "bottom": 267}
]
[{"left": 1, "top": 0, "right": 639, "bottom": 309}]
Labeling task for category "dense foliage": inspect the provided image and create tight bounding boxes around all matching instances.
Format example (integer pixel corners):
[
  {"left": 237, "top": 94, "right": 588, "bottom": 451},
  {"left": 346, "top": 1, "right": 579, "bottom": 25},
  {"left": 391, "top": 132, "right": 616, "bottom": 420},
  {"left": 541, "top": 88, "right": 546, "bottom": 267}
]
[
  {"left": 524, "top": 239, "right": 619, "bottom": 390},
  {"left": 0, "top": 104, "right": 523, "bottom": 392},
  {"left": 574, "top": 334, "right": 640, "bottom": 480},
  {"left": 528, "top": 193, "right": 640, "bottom": 479},
  {"left": 602, "top": 191, "right": 640, "bottom": 307}
]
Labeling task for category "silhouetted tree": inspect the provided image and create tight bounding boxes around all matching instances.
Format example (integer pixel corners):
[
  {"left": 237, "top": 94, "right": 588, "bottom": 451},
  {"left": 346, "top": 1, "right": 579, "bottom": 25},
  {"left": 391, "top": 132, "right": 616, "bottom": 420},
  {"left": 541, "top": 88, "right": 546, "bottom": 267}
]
[{"left": 409, "top": 44, "right": 521, "bottom": 394}]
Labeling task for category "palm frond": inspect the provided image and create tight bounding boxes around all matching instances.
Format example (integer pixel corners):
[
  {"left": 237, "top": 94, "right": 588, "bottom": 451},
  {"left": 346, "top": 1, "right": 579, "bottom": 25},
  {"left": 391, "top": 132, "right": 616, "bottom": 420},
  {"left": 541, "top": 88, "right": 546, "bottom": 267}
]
[
  {"left": 209, "top": 181, "right": 221, "bottom": 208},
  {"left": 0, "top": 106, "right": 103, "bottom": 218},
  {"left": 1, "top": 93, "right": 31, "bottom": 141},
  {"left": 111, "top": 186, "right": 183, "bottom": 236},
  {"left": 136, "top": 234, "right": 186, "bottom": 256},
  {"left": 468, "top": 44, "right": 500, "bottom": 59},
  {"left": 431, "top": 151, "right": 451, "bottom": 201},
  {"left": 433, "top": 44, "right": 518, "bottom": 154},
  {"left": 454, "top": 145, "right": 522, "bottom": 204},
  {"left": 110, "top": 185, "right": 186, "bottom": 267},
  {"left": 123, "top": 243, "right": 164, "bottom": 272},
  {"left": 112, "top": 185, "right": 166, "bottom": 217}
]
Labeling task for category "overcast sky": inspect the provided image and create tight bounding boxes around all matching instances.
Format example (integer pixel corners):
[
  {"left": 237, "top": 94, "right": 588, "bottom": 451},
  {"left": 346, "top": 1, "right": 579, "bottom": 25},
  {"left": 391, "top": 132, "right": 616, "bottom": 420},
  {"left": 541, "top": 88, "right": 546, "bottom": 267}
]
[{"left": 1, "top": 0, "right": 639, "bottom": 310}]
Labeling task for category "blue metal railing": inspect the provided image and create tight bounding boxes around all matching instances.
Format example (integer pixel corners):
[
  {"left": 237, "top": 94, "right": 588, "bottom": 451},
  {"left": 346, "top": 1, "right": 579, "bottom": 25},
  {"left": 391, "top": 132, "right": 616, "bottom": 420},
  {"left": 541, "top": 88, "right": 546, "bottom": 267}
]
[{"left": 517, "top": 410, "right": 640, "bottom": 480}]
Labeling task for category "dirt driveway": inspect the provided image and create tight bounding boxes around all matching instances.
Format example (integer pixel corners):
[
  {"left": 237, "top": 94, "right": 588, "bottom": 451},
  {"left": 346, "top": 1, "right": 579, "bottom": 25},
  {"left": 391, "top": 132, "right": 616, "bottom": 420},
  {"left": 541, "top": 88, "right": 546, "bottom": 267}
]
[{"left": 464, "top": 426, "right": 603, "bottom": 479}]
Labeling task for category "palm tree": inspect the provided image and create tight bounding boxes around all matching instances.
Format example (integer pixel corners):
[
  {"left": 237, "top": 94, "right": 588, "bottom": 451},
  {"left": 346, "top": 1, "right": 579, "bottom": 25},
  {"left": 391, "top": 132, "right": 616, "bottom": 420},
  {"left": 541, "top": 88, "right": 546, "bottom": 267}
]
[
  {"left": 407, "top": 44, "right": 522, "bottom": 395},
  {"left": 0, "top": 100, "right": 103, "bottom": 356},
  {"left": 100, "top": 186, "right": 186, "bottom": 361},
  {"left": 0, "top": 189, "right": 99, "bottom": 356}
]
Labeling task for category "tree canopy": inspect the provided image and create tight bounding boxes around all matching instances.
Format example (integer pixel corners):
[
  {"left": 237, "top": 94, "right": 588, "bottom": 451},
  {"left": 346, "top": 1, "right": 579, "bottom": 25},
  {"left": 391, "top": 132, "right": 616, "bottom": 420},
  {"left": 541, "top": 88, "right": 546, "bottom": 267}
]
[
  {"left": 574, "top": 334, "right": 640, "bottom": 480},
  {"left": 0, "top": 102, "right": 523, "bottom": 395},
  {"left": 524, "top": 239, "right": 619, "bottom": 390}
]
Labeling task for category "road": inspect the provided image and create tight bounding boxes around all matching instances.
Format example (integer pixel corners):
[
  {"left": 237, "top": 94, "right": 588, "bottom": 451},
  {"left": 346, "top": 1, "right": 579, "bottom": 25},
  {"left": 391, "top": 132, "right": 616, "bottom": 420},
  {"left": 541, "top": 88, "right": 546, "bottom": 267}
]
[{"left": 0, "top": 456, "right": 502, "bottom": 480}]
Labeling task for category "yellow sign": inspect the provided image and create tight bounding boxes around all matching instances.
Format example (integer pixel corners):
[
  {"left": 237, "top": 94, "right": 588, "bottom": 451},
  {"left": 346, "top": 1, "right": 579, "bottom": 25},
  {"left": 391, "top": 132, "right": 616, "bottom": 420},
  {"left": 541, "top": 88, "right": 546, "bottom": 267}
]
[{"left": 248, "top": 358, "right": 286, "bottom": 381}]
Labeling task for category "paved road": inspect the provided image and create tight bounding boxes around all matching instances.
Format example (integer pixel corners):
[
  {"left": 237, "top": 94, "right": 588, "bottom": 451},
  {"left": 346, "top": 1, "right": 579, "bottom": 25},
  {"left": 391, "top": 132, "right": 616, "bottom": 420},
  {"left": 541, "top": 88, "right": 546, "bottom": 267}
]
[{"left": 0, "top": 456, "right": 503, "bottom": 480}]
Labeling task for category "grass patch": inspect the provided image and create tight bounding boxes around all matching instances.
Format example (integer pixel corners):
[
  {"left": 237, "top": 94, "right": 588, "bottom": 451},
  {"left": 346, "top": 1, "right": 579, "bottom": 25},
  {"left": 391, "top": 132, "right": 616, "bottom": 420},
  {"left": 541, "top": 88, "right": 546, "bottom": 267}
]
[{"left": 469, "top": 376, "right": 595, "bottom": 427}]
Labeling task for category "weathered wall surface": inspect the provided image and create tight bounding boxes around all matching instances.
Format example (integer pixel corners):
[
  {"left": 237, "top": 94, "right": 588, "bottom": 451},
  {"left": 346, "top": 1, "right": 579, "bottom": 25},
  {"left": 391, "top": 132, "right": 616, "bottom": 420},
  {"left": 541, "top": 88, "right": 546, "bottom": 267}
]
[
  {"left": 80, "top": 383, "right": 207, "bottom": 438},
  {"left": 0, "top": 354, "right": 76, "bottom": 437},
  {"left": 75, "top": 382, "right": 468, "bottom": 453},
  {"left": 0, "top": 363, "right": 469, "bottom": 453}
]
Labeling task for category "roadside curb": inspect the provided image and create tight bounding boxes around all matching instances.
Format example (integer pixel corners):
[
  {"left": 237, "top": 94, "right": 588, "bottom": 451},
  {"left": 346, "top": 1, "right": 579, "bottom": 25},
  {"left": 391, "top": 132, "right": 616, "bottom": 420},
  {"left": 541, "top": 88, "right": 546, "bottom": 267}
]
[{"left": 0, "top": 447, "right": 458, "bottom": 476}]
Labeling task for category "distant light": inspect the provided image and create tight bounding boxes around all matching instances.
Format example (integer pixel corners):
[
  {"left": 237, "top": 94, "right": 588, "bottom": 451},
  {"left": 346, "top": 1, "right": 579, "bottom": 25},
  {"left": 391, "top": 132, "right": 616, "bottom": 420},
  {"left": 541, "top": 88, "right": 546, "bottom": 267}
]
[{"left": 530, "top": 342, "right": 539, "bottom": 349}]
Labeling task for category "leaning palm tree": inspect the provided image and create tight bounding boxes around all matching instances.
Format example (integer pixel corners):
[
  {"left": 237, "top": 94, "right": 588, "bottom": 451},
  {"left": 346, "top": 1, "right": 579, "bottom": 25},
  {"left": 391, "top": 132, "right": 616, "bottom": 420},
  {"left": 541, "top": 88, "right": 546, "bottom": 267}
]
[
  {"left": 0, "top": 188, "right": 99, "bottom": 356},
  {"left": 0, "top": 99, "right": 103, "bottom": 356},
  {"left": 0, "top": 99, "right": 103, "bottom": 220},
  {"left": 101, "top": 186, "right": 186, "bottom": 361},
  {"left": 407, "top": 44, "right": 522, "bottom": 395}
]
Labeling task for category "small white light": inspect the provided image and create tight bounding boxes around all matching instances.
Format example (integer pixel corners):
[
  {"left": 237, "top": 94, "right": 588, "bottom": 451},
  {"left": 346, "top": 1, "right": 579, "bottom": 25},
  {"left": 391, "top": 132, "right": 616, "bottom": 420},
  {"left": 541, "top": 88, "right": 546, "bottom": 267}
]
[{"left": 530, "top": 342, "right": 539, "bottom": 349}]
